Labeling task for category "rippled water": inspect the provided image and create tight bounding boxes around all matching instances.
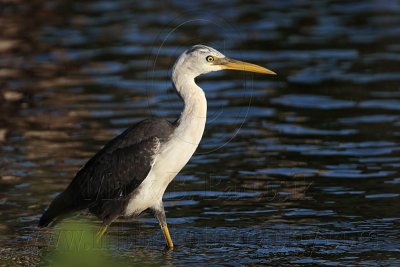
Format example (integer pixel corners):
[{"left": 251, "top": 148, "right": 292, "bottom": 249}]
[{"left": 1, "top": 0, "right": 400, "bottom": 266}]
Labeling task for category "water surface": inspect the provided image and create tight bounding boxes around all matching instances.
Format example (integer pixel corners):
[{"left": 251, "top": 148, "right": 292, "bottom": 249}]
[{"left": 1, "top": 0, "right": 400, "bottom": 266}]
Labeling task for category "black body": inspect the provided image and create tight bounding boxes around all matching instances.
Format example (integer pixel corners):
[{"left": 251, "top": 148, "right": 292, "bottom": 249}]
[{"left": 38, "top": 119, "right": 175, "bottom": 227}]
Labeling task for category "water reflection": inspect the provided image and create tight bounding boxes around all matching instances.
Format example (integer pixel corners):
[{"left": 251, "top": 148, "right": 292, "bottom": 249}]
[{"left": 1, "top": 0, "right": 400, "bottom": 266}]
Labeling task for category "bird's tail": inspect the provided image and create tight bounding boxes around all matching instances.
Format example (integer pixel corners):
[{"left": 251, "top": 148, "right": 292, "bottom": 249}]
[{"left": 38, "top": 192, "right": 74, "bottom": 227}]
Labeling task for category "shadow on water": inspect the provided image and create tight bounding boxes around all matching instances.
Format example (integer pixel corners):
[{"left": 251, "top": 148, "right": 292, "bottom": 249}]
[{"left": 1, "top": 0, "right": 400, "bottom": 266}]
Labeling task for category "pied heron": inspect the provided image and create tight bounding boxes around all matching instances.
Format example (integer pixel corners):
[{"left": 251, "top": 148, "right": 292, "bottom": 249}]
[{"left": 38, "top": 45, "right": 276, "bottom": 249}]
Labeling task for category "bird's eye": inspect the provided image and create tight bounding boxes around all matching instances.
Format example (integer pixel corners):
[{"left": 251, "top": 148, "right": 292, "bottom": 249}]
[{"left": 206, "top": 56, "right": 214, "bottom": 62}]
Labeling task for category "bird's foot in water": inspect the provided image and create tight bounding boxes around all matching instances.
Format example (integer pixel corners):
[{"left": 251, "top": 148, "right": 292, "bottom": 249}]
[{"left": 96, "top": 225, "right": 108, "bottom": 243}]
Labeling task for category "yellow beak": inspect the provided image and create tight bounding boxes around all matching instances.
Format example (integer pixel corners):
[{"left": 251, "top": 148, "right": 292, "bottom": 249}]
[{"left": 218, "top": 57, "right": 276, "bottom": 75}]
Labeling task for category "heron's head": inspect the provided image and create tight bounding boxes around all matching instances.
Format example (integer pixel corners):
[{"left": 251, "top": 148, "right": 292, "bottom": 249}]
[{"left": 173, "top": 44, "right": 276, "bottom": 78}]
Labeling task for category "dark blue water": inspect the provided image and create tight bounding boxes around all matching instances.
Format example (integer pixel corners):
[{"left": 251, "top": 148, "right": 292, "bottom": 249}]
[{"left": 1, "top": 0, "right": 400, "bottom": 266}]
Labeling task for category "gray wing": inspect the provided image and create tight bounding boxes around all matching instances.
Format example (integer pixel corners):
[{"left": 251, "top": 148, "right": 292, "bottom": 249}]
[{"left": 38, "top": 119, "right": 175, "bottom": 226}]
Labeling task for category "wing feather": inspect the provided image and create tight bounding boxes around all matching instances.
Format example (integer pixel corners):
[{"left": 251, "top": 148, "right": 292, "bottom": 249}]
[{"left": 38, "top": 119, "right": 175, "bottom": 226}]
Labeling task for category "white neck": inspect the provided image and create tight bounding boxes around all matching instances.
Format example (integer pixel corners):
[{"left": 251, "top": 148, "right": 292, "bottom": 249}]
[
  {"left": 172, "top": 71, "right": 207, "bottom": 146},
  {"left": 124, "top": 70, "right": 208, "bottom": 216}
]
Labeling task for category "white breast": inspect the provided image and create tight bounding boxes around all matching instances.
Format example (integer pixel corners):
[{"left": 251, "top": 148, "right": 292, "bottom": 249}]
[{"left": 124, "top": 91, "right": 207, "bottom": 216}]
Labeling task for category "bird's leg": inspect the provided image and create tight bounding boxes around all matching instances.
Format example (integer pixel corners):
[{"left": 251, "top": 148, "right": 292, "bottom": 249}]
[
  {"left": 96, "top": 224, "right": 108, "bottom": 242},
  {"left": 153, "top": 203, "right": 174, "bottom": 249},
  {"left": 96, "top": 213, "right": 119, "bottom": 242},
  {"left": 161, "top": 223, "right": 174, "bottom": 249}
]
